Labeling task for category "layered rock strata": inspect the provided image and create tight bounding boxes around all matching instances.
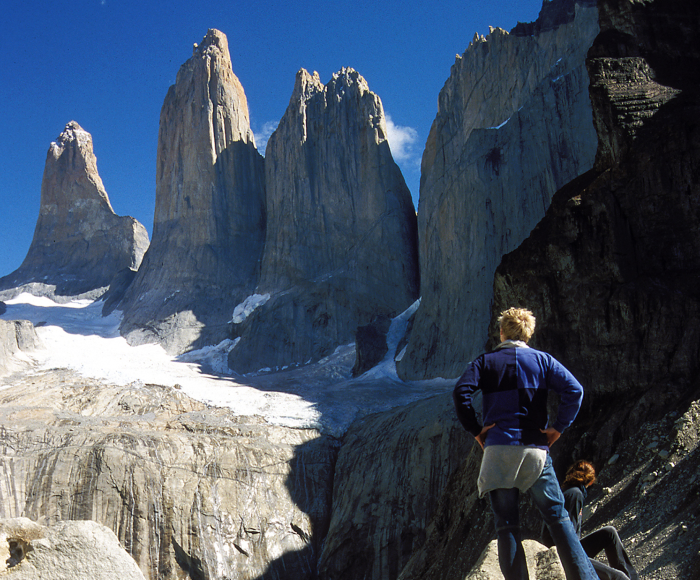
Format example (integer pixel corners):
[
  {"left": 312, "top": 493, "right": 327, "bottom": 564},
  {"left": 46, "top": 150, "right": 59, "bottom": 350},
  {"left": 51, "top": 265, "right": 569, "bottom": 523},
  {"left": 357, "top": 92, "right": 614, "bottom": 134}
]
[
  {"left": 228, "top": 68, "right": 419, "bottom": 373},
  {"left": 398, "top": 0, "right": 599, "bottom": 380},
  {"left": 0, "top": 370, "right": 336, "bottom": 580},
  {"left": 395, "top": 0, "right": 700, "bottom": 577},
  {"left": 118, "top": 29, "right": 266, "bottom": 354},
  {"left": 491, "top": 0, "right": 700, "bottom": 464},
  {"left": 0, "top": 122, "right": 149, "bottom": 298}
]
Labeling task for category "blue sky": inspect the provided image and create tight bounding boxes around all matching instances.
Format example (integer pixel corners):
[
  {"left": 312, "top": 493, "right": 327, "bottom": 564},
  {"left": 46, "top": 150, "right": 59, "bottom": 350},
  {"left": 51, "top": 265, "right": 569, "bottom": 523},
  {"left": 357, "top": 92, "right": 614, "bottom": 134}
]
[{"left": 0, "top": 0, "right": 543, "bottom": 278}]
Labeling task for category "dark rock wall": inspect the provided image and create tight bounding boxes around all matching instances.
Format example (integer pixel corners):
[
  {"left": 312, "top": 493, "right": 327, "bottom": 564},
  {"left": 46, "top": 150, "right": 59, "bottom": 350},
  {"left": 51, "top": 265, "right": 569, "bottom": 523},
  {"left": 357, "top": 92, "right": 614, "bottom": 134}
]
[
  {"left": 393, "top": 1, "right": 700, "bottom": 578},
  {"left": 397, "top": 0, "right": 600, "bottom": 380},
  {"left": 492, "top": 0, "right": 700, "bottom": 463}
]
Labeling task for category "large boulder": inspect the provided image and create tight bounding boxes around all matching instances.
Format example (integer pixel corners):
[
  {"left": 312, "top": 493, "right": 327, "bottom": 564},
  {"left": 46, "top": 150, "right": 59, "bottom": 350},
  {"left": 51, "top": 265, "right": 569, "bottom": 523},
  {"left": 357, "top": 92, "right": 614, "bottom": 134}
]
[
  {"left": 398, "top": 0, "right": 599, "bottom": 380},
  {"left": 228, "top": 68, "right": 419, "bottom": 373},
  {"left": 118, "top": 29, "right": 266, "bottom": 354},
  {"left": 0, "top": 122, "right": 149, "bottom": 299},
  {"left": 0, "top": 518, "right": 146, "bottom": 580}
]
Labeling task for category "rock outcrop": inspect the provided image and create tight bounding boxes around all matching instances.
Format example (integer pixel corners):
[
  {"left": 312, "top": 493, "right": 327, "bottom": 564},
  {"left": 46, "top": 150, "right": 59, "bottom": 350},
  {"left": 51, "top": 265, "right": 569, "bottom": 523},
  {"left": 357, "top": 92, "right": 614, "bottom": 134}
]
[
  {"left": 0, "top": 370, "right": 336, "bottom": 580},
  {"left": 118, "top": 29, "right": 266, "bottom": 354},
  {"left": 317, "top": 393, "right": 469, "bottom": 580},
  {"left": 0, "top": 122, "right": 149, "bottom": 298},
  {"left": 398, "top": 0, "right": 599, "bottom": 380},
  {"left": 463, "top": 540, "right": 565, "bottom": 580},
  {"left": 228, "top": 68, "right": 419, "bottom": 373},
  {"left": 0, "top": 518, "right": 146, "bottom": 580},
  {"left": 0, "top": 319, "right": 43, "bottom": 377}
]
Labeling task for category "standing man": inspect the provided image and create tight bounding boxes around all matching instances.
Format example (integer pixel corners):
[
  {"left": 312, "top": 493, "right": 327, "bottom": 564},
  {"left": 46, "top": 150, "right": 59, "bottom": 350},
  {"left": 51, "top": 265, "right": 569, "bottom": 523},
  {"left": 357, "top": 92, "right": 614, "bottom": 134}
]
[{"left": 453, "top": 307, "right": 597, "bottom": 580}]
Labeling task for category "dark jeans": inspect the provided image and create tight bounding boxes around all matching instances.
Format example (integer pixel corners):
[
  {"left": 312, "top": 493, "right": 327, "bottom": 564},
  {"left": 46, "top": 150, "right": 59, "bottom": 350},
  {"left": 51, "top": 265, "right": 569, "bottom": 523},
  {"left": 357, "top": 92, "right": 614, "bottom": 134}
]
[
  {"left": 582, "top": 526, "right": 638, "bottom": 580},
  {"left": 488, "top": 455, "right": 597, "bottom": 580}
]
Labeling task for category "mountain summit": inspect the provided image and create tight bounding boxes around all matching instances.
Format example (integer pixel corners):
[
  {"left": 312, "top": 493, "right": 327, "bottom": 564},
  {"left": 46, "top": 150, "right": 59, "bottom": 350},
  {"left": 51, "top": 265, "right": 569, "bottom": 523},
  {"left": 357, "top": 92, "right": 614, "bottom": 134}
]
[
  {"left": 117, "top": 29, "right": 266, "bottom": 354},
  {"left": 0, "top": 121, "right": 149, "bottom": 298}
]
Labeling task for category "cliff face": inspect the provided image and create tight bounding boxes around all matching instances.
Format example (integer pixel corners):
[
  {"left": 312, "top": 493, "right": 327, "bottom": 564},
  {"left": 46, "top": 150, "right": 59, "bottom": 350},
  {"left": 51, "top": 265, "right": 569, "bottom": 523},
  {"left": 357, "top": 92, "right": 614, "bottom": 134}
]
[
  {"left": 0, "top": 370, "right": 336, "bottom": 580},
  {"left": 317, "top": 394, "right": 469, "bottom": 580},
  {"left": 392, "top": 0, "right": 700, "bottom": 577},
  {"left": 398, "top": 0, "right": 599, "bottom": 380},
  {"left": 491, "top": 0, "right": 700, "bottom": 463},
  {"left": 0, "top": 122, "right": 149, "bottom": 298},
  {"left": 228, "top": 68, "right": 419, "bottom": 373},
  {"left": 118, "top": 29, "right": 266, "bottom": 354}
]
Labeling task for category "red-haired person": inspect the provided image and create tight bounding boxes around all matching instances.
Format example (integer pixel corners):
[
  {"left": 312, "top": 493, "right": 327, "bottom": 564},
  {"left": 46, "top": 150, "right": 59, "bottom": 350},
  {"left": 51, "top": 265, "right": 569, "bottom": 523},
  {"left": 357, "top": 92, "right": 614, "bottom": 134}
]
[{"left": 558, "top": 461, "right": 638, "bottom": 580}]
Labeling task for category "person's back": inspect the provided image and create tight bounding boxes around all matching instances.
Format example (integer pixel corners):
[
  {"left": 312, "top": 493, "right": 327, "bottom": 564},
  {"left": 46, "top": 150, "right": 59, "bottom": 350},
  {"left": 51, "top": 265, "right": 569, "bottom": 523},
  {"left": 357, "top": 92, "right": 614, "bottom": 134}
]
[
  {"left": 467, "top": 346, "right": 583, "bottom": 448},
  {"left": 453, "top": 307, "right": 597, "bottom": 580}
]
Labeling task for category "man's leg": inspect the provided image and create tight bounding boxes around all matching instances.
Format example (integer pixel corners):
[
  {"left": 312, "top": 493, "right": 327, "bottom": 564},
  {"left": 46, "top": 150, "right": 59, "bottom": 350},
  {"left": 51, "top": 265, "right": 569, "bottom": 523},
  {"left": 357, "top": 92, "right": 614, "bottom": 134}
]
[
  {"left": 528, "top": 455, "right": 598, "bottom": 580},
  {"left": 581, "top": 527, "right": 638, "bottom": 580},
  {"left": 489, "top": 488, "right": 529, "bottom": 580}
]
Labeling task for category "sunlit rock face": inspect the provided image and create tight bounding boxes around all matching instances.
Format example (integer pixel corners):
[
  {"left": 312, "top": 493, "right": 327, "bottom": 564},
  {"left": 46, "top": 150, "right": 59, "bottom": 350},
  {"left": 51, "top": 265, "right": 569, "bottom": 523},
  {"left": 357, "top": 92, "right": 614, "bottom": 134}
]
[
  {"left": 228, "top": 68, "right": 419, "bottom": 374},
  {"left": 0, "top": 122, "right": 149, "bottom": 298},
  {"left": 0, "top": 518, "right": 146, "bottom": 580},
  {"left": 118, "top": 29, "right": 266, "bottom": 354},
  {"left": 0, "top": 370, "right": 336, "bottom": 580},
  {"left": 398, "top": 0, "right": 599, "bottom": 380},
  {"left": 0, "top": 319, "right": 42, "bottom": 377}
]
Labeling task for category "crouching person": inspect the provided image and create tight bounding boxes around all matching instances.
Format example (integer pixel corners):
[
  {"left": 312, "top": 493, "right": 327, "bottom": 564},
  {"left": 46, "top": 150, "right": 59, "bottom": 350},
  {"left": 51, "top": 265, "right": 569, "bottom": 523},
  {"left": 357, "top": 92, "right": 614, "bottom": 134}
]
[{"left": 453, "top": 307, "right": 597, "bottom": 580}]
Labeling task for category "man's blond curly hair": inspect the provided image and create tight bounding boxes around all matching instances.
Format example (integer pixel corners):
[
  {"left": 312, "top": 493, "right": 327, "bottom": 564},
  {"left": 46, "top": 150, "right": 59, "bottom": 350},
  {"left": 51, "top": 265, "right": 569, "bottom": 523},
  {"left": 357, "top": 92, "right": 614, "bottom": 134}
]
[{"left": 498, "top": 307, "right": 536, "bottom": 342}]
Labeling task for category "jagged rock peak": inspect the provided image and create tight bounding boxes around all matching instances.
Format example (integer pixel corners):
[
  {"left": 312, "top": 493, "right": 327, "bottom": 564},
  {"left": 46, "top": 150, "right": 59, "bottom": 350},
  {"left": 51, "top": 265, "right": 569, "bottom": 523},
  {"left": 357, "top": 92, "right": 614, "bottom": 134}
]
[
  {"left": 0, "top": 121, "right": 149, "bottom": 298},
  {"left": 116, "top": 28, "right": 265, "bottom": 354},
  {"left": 176, "top": 28, "right": 254, "bottom": 148},
  {"left": 290, "top": 68, "right": 324, "bottom": 111},
  {"left": 44, "top": 121, "right": 111, "bottom": 209},
  {"left": 228, "top": 65, "right": 418, "bottom": 373},
  {"left": 397, "top": 0, "right": 599, "bottom": 380},
  {"left": 192, "top": 27, "right": 228, "bottom": 57}
]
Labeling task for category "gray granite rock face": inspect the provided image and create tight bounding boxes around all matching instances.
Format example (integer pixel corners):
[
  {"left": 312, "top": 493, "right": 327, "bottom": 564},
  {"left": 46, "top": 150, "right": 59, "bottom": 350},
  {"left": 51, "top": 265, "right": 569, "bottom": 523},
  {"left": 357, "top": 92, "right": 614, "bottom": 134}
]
[
  {"left": 0, "top": 518, "right": 146, "bottom": 580},
  {"left": 0, "top": 122, "right": 149, "bottom": 298},
  {"left": 0, "top": 319, "right": 43, "bottom": 377},
  {"left": 491, "top": 0, "right": 700, "bottom": 464},
  {"left": 0, "top": 370, "right": 336, "bottom": 580},
  {"left": 228, "top": 68, "right": 419, "bottom": 373},
  {"left": 397, "top": 0, "right": 600, "bottom": 380},
  {"left": 117, "top": 29, "right": 266, "bottom": 355},
  {"left": 317, "top": 393, "right": 470, "bottom": 580}
]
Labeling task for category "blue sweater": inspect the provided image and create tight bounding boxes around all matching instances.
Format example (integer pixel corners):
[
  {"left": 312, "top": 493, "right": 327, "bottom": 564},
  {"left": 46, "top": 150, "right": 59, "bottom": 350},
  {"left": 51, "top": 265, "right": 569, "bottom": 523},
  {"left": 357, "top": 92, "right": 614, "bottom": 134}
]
[{"left": 453, "top": 345, "right": 584, "bottom": 449}]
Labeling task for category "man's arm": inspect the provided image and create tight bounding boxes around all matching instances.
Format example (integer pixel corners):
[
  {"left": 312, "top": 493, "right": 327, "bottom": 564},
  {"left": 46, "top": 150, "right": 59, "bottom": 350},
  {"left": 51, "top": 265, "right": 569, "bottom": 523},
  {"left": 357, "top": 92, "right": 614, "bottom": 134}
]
[
  {"left": 453, "top": 357, "right": 486, "bottom": 438},
  {"left": 546, "top": 356, "right": 584, "bottom": 434}
]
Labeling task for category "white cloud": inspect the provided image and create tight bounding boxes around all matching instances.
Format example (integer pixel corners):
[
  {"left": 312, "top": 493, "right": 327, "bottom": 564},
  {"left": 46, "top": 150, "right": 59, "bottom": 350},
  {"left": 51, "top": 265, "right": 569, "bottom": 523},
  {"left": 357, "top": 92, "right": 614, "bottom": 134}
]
[
  {"left": 253, "top": 121, "right": 279, "bottom": 156},
  {"left": 385, "top": 114, "right": 419, "bottom": 164}
]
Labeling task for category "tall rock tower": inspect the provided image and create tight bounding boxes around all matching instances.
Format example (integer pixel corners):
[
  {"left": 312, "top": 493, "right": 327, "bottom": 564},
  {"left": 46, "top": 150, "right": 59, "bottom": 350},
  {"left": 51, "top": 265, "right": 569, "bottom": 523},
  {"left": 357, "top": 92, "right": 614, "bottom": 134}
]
[
  {"left": 118, "top": 29, "right": 266, "bottom": 353},
  {"left": 228, "top": 68, "right": 419, "bottom": 373},
  {"left": 0, "top": 121, "right": 149, "bottom": 298},
  {"left": 398, "top": 0, "right": 600, "bottom": 380}
]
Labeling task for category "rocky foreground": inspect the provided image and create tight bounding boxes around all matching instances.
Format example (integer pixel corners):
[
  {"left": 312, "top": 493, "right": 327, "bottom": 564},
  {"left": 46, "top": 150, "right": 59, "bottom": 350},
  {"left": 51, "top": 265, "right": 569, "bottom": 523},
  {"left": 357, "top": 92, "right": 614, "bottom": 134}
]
[{"left": 0, "top": 344, "right": 698, "bottom": 579}]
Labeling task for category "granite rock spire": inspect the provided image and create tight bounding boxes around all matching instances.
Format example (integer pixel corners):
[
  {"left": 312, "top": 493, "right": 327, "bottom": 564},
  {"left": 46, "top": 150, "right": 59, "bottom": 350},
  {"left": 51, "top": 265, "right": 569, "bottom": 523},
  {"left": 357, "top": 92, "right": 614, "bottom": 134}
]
[
  {"left": 228, "top": 68, "right": 419, "bottom": 373},
  {"left": 397, "top": 0, "right": 599, "bottom": 380},
  {"left": 117, "top": 29, "right": 266, "bottom": 353},
  {"left": 0, "top": 121, "right": 149, "bottom": 298}
]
